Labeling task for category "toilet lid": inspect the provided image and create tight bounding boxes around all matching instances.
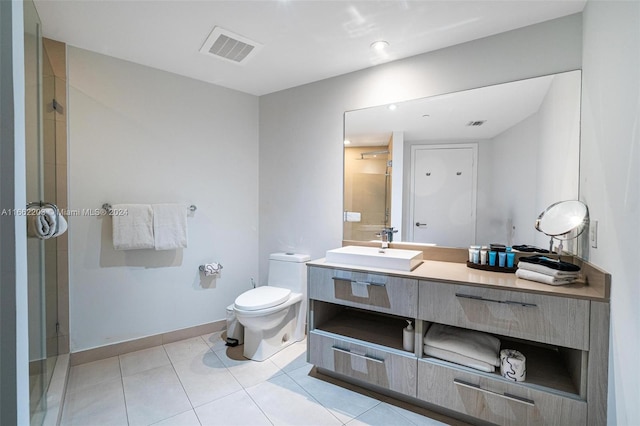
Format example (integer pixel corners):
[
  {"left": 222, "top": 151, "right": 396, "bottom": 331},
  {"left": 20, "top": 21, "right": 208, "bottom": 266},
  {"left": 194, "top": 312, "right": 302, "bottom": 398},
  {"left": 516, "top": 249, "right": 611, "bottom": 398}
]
[{"left": 234, "top": 286, "right": 291, "bottom": 311}]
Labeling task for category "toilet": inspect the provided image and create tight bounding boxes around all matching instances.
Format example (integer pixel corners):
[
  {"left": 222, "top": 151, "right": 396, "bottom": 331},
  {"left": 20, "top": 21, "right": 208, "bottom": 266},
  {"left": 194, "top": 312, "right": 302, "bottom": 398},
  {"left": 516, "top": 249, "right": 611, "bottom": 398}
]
[{"left": 233, "top": 252, "right": 310, "bottom": 361}]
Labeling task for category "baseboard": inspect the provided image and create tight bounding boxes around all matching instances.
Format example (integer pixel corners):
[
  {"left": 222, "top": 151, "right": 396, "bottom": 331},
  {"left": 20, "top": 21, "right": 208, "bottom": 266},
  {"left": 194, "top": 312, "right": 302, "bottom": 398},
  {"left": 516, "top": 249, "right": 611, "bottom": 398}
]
[
  {"left": 69, "top": 320, "right": 226, "bottom": 366},
  {"left": 42, "top": 354, "right": 69, "bottom": 426}
]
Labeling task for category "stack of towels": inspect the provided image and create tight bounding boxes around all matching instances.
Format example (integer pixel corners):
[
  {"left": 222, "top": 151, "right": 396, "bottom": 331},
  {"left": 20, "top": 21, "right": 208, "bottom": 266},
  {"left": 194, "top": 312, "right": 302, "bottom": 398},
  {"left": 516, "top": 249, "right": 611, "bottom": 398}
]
[
  {"left": 424, "top": 323, "right": 501, "bottom": 372},
  {"left": 516, "top": 255, "right": 581, "bottom": 285}
]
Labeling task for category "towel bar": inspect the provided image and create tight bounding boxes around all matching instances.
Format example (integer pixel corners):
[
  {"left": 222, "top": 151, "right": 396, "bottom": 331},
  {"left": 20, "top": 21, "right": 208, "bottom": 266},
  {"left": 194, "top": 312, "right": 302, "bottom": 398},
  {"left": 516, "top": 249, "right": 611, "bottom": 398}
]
[{"left": 102, "top": 203, "right": 197, "bottom": 215}]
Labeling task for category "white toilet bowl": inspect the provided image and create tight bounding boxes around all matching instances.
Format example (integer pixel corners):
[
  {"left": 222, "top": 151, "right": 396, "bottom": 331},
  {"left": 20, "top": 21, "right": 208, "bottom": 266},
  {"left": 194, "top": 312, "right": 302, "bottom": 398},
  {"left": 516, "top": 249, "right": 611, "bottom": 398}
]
[
  {"left": 234, "top": 286, "right": 304, "bottom": 361},
  {"left": 233, "top": 252, "right": 309, "bottom": 361}
]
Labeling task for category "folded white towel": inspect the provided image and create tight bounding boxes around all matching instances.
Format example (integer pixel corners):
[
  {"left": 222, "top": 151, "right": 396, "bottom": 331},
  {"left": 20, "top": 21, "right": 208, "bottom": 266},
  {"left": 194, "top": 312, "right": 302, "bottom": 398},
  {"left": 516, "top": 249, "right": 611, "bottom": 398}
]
[
  {"left": 152, "top": 203, "right": 187, "bottom": 250},
  {"left": 517, "top": 261, "right": 579, "bottom": 278},
  {"left": 112, "top": 204, "right": 155, "bottom": 250},
  {"left": 424, "top": 323, "right": 501, "bottom": 367},
  {"left": 27, "top": 207, "right": 68, "bottom": 239},
  {"left": 424, "top": 344, "right": 496, "bottom": 372},
  {"left": 516, "top": 268, "right": 576, "bottom": 285}
]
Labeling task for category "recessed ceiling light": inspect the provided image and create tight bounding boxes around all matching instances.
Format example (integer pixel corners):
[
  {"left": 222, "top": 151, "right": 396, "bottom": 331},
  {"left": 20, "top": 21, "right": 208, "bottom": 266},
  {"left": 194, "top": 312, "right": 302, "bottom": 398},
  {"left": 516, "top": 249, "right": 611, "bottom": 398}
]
[
  {"left": 344, "top": 140, "right": 351, "bottom": 145},
  {"left": 370, "top": 40, "right": 389, "bottom": 51},
  {"left": 388, "top": 104, "right": 397, "bottom": 111}
]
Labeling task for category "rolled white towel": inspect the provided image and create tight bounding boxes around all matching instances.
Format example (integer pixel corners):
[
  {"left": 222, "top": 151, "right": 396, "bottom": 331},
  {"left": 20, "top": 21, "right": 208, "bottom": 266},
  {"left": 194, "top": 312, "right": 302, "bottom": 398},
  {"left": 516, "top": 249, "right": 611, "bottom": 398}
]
[
  {"left": 27, "top": 208, "right": 67, "bottom": 239},
  {"left": 516, "top": 268, "right": 577, "bottom": 286}
]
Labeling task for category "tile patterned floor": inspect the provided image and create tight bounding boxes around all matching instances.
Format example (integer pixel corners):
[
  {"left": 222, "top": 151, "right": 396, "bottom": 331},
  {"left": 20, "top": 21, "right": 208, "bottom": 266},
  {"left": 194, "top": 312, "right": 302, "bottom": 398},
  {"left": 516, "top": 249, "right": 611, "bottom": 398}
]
[{"left": 60, "top": 332, "right": 461, "bottom": 426}]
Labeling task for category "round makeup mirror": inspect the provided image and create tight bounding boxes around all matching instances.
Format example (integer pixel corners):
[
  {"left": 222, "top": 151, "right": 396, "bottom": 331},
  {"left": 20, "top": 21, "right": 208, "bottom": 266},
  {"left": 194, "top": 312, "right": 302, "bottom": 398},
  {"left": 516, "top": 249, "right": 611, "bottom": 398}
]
[{"left": 535, "top": 200, "right": 589, "bottom": 253}]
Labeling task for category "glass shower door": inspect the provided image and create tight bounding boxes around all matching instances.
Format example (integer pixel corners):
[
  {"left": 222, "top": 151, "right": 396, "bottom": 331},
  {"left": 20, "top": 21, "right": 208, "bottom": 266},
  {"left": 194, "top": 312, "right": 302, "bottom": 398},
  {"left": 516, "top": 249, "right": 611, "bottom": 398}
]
[{"left": 24, "top": 1, "right": 59, "bottom": 424}]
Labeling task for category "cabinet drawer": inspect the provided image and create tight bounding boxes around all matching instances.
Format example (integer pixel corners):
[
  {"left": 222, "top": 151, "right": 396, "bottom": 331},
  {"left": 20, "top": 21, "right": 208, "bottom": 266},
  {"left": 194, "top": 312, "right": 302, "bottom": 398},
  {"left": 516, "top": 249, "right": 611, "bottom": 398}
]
[
  {"left": 308, "top": 266, "right": 417, "bottom": 317},
  {"left": 417, "top": 359, "right": 586, "bottom": 426},
  {"left": 309, "top": 331, "right": 417, "bottom": 397},
  {"left": 418, "top": 281, "right": 589, "bottom": 350}
]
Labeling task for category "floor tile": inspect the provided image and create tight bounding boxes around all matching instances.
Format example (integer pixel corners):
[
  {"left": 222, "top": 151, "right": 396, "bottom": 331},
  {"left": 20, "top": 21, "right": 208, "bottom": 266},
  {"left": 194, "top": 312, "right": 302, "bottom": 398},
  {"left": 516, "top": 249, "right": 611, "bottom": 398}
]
[
  {"left": 59, "top": 334, "right": 462, "bottom": 426},
  {"left": 173, "top": 350, "right": 243, "bottom": 407},
  {"left": 151, "top": 409, "right": 202, "bottom": 426},
  {"left": 60, "top": 377, "right": 127, "bottom": 426},
  {"left": 120, "top": 346, "right": 170, "bottom": 377},
  {"left": 287, "top": 365, "right": 379, "bottom": 424},
  {"left": 201, "top": 331, "right": 228, "bottom": 352},
  {"left": 246, "top": 373, "right": 342, "bottom": 425},
  {"left": 65, "top": 356, "right": 121, "bottom": 394},
  {"left": 164, "top": 336, "right": 212, "bottom": 364},
  {"left": 269, "top": 339, "right": 310, "bottom": 373},
  {"left": 384, "top": 401, "right": 451, "bottom": 426},
  {"left": 214, "top": 347, "right": 283, "bottom": 388},
  {"left": 347, "top": 403, "right": 419, "bottom": 426},
  {"left": 123, "top": 364, "right": 193, "bottom": 426},
  {"left": 195, "top": 390, "right": 272, "bottom": 426}
]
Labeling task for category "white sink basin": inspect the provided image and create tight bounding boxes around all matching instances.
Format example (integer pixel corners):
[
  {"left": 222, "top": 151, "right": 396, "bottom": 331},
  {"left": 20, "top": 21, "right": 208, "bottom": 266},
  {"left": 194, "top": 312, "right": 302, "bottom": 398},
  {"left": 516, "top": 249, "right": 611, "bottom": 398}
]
[{"left": 325, "top": 246, "right": 423, "bottom": 271}]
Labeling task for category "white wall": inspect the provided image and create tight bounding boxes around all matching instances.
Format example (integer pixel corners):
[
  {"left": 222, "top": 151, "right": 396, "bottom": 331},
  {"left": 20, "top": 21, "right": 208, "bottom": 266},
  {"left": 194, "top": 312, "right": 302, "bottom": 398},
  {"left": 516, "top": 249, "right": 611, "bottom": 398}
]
[
  {"left": 581, "top": 1, "right": 640, "bottom": 424},
  {"left": 68, "top": 48, "right": 259, "bottom": 351},
  {"left": 534, "top": 71, "right": 582, "bottom": 251},
  {"left": 483, "top": 116, "right": 539, "bottom": 246},
  {"left": 258, "top": 13, "right": 583, "bottom": 281}
]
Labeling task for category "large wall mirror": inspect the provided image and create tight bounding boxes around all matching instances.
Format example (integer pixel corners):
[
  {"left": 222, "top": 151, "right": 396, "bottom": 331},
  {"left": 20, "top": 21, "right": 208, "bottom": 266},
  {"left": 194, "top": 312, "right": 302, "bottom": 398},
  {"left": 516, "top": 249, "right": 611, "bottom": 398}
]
[{"left": 344, "top": 70, "right": 581, "bottom": 250}]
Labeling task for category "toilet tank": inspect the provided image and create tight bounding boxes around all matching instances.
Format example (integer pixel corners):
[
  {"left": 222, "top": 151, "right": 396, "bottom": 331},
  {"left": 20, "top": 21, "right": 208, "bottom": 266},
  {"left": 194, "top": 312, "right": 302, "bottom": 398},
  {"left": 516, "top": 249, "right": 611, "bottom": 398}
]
[{"left": 268, "top": 253, "right": 310, "bottom": 293}]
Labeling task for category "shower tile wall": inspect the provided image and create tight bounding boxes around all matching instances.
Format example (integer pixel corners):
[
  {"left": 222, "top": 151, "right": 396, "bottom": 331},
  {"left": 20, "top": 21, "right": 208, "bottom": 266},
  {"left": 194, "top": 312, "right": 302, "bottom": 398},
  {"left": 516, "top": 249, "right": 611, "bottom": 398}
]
[{"left": 43, "top": 37, "right": 69, "bottom": 355}]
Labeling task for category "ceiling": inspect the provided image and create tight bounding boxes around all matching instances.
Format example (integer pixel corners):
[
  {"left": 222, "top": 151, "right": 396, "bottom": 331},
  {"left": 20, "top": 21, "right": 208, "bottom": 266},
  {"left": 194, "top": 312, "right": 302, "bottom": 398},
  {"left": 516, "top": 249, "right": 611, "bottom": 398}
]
[
  {"left": 33, "top": 1, "right": 585, "bottom": 97},
  {"left": 345, "top": 73, "right": 560, "bottom": 146}
]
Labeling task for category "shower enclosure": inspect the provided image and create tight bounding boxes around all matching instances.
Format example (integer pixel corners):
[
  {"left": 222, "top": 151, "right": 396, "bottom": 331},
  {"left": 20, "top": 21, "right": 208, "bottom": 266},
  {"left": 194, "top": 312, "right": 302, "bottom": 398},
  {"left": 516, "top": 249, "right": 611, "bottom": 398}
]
[
  {"left": 24, "top": 1, "right": 60, "bottom": 424},
  {"left": 343, "top": 146, "right": 392, "bottom": 241}
]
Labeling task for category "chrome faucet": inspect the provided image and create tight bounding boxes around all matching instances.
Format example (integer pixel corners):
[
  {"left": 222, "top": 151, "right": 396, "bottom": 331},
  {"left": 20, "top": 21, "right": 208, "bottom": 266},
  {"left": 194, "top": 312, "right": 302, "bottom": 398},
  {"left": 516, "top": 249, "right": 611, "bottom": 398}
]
[{"left": 376, "top": 227, "right": 397, "bottom": 249}]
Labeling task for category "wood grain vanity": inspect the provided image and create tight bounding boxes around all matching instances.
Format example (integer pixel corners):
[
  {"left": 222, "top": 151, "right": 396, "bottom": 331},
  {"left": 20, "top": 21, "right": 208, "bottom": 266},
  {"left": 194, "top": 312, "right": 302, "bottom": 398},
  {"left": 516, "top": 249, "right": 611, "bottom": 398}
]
[{"left": 306, "top": 244, "right": 610, "bottom": 425}]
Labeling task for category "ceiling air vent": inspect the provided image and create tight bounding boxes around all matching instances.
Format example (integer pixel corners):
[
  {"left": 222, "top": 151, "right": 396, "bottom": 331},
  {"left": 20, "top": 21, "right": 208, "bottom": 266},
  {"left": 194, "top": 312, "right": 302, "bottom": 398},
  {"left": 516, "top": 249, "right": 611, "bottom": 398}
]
[
  {"left": 467, "top": 120, "right": 486, "bottom": 127},
  {"left": 199, "top": 27, "right": 262, "bottom": 64}
]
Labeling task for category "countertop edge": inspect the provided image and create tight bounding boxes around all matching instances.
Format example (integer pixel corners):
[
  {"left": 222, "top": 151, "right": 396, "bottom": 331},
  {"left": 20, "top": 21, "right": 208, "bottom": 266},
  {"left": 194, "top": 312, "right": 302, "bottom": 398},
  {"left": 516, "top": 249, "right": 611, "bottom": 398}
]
[{"left": 307, "top": 258, "right": 609, "bottom": 302}]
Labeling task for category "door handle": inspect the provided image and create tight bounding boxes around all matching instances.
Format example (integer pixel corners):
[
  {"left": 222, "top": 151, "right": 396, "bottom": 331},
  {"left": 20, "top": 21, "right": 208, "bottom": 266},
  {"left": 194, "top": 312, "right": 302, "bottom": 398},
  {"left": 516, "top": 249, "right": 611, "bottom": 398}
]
[
  {"left": 453, "top": 379, "right": 535, "bottom": 406},
  {"left": 415, "top": 222, "right": 427, "bottom": 227}
]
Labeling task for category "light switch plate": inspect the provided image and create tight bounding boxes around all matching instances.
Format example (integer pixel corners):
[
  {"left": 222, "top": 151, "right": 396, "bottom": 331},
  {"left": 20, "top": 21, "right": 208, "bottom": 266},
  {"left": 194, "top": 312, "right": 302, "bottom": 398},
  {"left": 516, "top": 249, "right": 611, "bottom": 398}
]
[{"left": 590, "top": 220, "right": 598, "bottom": 248}]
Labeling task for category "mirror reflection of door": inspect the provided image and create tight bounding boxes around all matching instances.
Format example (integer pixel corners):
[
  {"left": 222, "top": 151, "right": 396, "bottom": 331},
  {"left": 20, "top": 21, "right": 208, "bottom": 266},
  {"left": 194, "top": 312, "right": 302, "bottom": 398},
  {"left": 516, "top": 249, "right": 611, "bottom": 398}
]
[{"left": 410, "top": 144, "right": 477, "bottom": 246}]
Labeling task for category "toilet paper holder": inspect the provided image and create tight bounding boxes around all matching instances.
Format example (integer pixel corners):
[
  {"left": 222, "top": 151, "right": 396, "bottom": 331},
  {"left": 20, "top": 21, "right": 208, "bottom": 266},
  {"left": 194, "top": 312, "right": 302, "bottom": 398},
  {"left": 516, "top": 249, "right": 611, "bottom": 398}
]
[{"left": 199, "top": 262, "right": 223, "bottom": 276}]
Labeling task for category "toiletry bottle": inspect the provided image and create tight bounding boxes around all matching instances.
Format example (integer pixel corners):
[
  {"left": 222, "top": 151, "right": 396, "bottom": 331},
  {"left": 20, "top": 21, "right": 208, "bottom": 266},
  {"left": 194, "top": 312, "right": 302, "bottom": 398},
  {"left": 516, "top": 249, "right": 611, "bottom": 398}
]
[
  {"left": 498, "top": 251, "right": 507, "bottom": 267},
  {"left": 489, "top": 251, "right": 497, "bottom": 266},
  {"left": 403, "top": 320, "right": 414, "bottom": 352},
  {"left": 480, "top": 246, "right": 488, "bottom": 265}
]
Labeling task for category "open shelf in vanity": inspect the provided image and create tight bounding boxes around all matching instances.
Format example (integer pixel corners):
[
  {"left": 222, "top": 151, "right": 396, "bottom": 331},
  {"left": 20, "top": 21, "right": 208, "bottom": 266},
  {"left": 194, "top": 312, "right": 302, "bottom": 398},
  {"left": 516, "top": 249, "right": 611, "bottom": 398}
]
[
  {"left": 419, "top": 325, "right": 585, "bottom": 398},
  {"left": 311, "top": 302, "right": 409, "bottom": 352}
]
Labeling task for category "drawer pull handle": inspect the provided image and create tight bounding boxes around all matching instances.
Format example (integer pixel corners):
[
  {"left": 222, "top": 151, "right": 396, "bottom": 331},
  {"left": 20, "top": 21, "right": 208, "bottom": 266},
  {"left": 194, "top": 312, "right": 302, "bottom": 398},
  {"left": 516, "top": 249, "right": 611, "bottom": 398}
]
[
  {"left": 332, "top": 277, "right": 386, "bottom": 287},
  {"left": 331, "top": 346, "right": 385, "bottom": 364},
  {"left": 453, "top": 379, "right": 535, "bottom": 407},
  {"left": 455, "top": 293, "right": 537, "bottom": 308}
]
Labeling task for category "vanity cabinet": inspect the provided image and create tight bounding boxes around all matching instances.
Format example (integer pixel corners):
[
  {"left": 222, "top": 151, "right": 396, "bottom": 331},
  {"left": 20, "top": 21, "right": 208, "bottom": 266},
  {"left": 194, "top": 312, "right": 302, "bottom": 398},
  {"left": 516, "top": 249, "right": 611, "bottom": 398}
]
[
  {"left": 418, "top": 280, "right": 590, "bottom": 350},
  {"left": 307, "top": 260, "right": 610, "bottom": 426}
]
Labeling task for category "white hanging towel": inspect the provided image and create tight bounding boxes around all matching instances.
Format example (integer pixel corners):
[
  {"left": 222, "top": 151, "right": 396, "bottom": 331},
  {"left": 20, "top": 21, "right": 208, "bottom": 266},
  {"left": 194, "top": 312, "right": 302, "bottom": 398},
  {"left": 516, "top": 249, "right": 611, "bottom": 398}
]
[
  {"left": 27, "top": 207, "right": 68, "bottom": 239},
  {"left": 152, "top": 203, "right": 188, "bottom": 250},
  {"left": 112, "top": 204, "right": 155, "bottom": 250}
]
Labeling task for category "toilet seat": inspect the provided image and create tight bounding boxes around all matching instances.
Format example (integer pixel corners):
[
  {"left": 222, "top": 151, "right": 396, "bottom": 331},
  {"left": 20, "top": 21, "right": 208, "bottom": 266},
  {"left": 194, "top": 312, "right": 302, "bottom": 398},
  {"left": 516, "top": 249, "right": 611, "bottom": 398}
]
[{"left": 234, "top": 286, "right": 291, "bottom": 311}]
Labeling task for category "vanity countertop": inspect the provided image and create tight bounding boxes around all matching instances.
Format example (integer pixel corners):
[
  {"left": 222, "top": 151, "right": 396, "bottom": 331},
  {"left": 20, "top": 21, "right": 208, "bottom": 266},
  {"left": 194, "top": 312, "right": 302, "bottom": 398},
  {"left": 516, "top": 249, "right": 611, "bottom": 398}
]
[{"left": 307, "top": 257, "right": 609, "bottom": 302}]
